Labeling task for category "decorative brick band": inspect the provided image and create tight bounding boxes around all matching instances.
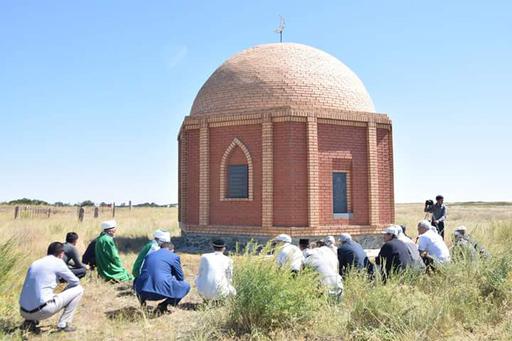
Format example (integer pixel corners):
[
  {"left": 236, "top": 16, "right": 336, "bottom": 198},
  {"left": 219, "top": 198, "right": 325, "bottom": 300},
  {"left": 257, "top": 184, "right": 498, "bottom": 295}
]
[
  {"left": 367, "top": 120, "right": 380, "bottom": 226},
  {"left": 199, "top": 121, "right": 209, "bottom": 226},
  {"left": 261, "top": 115, "right": 273, "bottom": 228},
  {"left": 178, "top": 134, "right": 187, "bottom": 224},
  {"left": 219, "top": 138, "right": 254, "bottom": 201},
  {"left": 307, "top": 115, "right": 320, "bottom": 227}
]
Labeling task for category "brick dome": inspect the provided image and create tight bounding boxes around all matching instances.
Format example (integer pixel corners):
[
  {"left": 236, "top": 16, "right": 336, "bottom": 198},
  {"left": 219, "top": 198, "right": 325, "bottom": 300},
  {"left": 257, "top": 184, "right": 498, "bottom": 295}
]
[{"left": 190, "top": 43, "right": 375, "bottom": 116}]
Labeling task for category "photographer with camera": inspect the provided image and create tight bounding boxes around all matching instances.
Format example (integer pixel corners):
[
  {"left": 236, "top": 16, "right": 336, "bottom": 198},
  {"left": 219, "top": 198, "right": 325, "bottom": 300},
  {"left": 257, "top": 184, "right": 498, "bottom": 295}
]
[{"left": 424, "top": 195, "right": 447, "bottom": 239}]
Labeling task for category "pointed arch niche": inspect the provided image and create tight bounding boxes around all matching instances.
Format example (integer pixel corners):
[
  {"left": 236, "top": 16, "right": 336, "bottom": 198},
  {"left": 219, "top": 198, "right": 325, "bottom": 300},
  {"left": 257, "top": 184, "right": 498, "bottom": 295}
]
[{"left": 220, "top": 138, "right": 254, "bottom": 201}]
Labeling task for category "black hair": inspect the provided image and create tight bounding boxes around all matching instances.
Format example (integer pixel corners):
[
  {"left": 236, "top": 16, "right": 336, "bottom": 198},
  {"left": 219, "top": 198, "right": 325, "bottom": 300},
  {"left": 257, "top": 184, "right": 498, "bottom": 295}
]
[
  {"left": 66, "top": 232, "right": 79, "bottom": 243},
  {"left": 436, "top": 195, "right": 444, "bottom": 200},
  {"left": 160, "top": 242, "right": 174, "bottom": 250},
  {"left": 47, "top": 242, "right": 65, "bottom": 256},
  {"left": 299, "top": 239, "right": 310, "bottom": 249}
]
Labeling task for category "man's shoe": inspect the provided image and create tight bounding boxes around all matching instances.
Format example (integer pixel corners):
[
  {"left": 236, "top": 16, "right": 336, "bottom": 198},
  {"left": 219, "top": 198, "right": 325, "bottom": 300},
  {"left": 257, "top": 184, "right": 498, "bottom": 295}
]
[
  {"left": 20, "top": 320, "right": 40, "bottom": 333},
  {"left": 57, "top": 324, "right": 77, "bottom": 332}
]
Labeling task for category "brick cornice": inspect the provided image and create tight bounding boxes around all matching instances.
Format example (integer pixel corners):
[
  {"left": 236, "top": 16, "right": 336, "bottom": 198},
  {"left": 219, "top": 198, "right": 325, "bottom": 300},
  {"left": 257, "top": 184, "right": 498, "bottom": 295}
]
[{"left": 179, "top": 106, "right": 391, "bottom": 136}]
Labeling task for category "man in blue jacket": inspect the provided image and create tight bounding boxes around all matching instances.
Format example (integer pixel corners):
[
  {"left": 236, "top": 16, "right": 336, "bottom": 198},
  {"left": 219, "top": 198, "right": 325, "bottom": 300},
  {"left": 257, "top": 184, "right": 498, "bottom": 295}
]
[
  {"left": 337, "top": 233, "right": 373, "bottom": 277},
  {"left": 134, "top": 242, "right": 190, "bottom": 314}
]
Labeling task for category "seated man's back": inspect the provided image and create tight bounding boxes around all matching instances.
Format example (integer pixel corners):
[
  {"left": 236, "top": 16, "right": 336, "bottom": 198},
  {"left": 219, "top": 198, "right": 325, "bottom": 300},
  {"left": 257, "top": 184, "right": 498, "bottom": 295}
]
[
  {"left": 196, "top": 251, "right": 236, "bottom": 300},
  {"left": 418, "top": 230, "right": 450, "bottom": 263}
]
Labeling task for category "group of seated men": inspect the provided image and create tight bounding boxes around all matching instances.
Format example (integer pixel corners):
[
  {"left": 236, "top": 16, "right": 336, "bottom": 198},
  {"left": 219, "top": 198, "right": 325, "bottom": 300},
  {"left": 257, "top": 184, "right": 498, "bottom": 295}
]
[
  {"left": 18, "top": 219, "right": 236, "bottom": 332},
  {"left": 18, "top": 218, "right": 486, "bottom": 333}
]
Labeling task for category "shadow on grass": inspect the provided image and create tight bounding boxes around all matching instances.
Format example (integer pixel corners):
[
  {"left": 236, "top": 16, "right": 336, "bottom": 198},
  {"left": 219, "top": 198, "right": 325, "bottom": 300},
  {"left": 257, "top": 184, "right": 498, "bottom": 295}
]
[
  {"left": 106, "top": 305, "right": 185, "bottom": 320},
  {"left": 177, "top": 302, "right": 201, "bottom": 311},
  {"left": 115, "top": 236, "right": 149, "bottom": 254}
]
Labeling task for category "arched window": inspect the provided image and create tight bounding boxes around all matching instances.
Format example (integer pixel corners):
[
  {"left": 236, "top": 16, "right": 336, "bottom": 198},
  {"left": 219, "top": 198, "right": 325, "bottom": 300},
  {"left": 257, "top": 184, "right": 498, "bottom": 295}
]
[{"left": 220, "top": 138, "right": 253, "bottom": 201}]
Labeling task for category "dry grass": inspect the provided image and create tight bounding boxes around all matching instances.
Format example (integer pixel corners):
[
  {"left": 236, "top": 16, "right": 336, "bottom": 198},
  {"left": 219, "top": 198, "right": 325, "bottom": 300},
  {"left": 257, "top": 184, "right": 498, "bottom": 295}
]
[{"left": 0, "top": 203, "right": 511, "bottom": 340}]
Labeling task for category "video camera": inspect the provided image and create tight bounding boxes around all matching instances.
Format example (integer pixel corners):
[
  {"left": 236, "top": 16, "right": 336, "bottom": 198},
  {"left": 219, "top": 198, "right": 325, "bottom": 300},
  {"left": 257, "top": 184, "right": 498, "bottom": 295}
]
[{"left": 424, "top": 199, "right": 434, "bottom": 213}]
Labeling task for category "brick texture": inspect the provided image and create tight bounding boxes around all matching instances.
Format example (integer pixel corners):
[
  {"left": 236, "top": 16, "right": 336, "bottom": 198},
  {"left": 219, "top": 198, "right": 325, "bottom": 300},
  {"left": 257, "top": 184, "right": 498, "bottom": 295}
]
[
  {"left": 318, "top": 123, "right": 369, "bottom": 226},
  {"left": 273, "top": 121, "right": 308, "bottom": 227},
  {"left": 209, "top": 124, "right": 262, "bottom": 226}
]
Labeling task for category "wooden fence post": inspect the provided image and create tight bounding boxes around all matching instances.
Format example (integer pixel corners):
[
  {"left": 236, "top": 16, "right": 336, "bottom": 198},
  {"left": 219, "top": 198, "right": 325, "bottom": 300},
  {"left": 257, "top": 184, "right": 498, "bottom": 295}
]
[
  {"left": 94, "top": 207, "right": 99, "bottom": 218},
  {"left": 129, "top": 200, "right": 132, "bottom": 211},
  {"left": 14, "top": 206, "right": 19, "bottom": 219},
  {"left": 47, "top": 208, "right": 51, "bottom": 218},
  {"left": 112, "top": 202, "right": 116, "bottom": 218},
  {"left": 78, "top": 207, "right": 85, "bottom": 222}
]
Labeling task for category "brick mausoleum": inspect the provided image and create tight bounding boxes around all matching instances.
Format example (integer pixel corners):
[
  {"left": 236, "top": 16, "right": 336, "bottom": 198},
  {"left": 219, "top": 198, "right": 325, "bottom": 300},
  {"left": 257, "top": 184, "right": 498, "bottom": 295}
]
[{"left": 177, "top": 43, "right": 394, "bottom": 248}]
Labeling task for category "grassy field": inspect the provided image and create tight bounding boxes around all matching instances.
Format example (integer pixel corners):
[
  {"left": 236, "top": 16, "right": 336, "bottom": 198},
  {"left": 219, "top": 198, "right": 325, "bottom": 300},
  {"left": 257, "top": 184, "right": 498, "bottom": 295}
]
[{"left": 0, "top": 203, "right": 511, "bottom": 340}]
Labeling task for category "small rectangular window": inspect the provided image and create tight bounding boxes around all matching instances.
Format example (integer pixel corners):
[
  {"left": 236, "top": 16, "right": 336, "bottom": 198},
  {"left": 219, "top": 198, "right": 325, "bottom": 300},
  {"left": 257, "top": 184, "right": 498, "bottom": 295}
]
[
  {"left": 227, "top": 165, "right": 248, "bottom": 198},
  {"left": 333, "top": 172, "right": 348, "bottom": 214}
]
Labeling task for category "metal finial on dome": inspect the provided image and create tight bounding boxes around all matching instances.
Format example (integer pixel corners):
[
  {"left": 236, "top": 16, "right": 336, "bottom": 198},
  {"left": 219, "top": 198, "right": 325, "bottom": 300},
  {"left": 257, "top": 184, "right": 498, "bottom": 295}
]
[{"left": 274, "top": 16, "right": 285, "bottom": 43}]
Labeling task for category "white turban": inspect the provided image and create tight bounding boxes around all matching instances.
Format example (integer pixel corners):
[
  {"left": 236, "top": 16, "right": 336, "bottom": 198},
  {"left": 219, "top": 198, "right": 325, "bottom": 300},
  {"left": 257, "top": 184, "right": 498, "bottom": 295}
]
[
  {"left": 274, "top": 234, "right": 292, "bottom": 244},
  {"left": 339, "top": 233, "right": 352, "bottom": 242},
  {"left": 101, "top": 219, "right": 117, "bottom": 230}
]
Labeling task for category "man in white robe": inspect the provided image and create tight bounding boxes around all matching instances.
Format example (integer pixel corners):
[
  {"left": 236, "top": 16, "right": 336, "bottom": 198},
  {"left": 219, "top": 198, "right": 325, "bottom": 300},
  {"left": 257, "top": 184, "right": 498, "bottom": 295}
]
[
  {"left": 195, "top": 239, "right": 236, "bottom": 301},
  {"left": 274, "top": 234, "right": 303, "bottom": 273},
  {"left": 303, "top": 248, "right": 343, "bottom": 298}
]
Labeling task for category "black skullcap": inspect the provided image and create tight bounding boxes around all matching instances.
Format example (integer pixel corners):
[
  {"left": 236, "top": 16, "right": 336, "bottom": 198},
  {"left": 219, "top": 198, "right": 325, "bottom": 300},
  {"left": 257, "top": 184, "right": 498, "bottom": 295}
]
[{"left": 212, "top": 239, "right": 226, "bottom": 248}]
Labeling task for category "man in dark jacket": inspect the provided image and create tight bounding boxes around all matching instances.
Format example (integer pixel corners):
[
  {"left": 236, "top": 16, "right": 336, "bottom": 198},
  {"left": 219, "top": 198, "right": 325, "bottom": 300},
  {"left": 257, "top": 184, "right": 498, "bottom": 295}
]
[
  {"left": 337, "top": 233, "right": 373, "bottom": 277},
  {"left": 63, "top": 232, "right": 87, "bottom": 278},
  {"left": 375, "top": 226, "right": 413, "bottom": 280}
]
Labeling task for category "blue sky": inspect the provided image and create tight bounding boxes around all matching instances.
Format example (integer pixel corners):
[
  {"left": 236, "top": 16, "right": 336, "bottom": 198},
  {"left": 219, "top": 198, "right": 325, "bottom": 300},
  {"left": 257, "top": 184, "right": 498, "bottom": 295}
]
[{"left": 1, "top": 1, "right": 511, "bottom": 204}]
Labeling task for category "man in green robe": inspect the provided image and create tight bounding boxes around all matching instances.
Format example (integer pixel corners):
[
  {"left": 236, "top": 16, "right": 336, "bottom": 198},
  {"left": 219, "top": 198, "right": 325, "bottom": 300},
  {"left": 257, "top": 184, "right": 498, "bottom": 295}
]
[
  {"left": 132, "top": 229, "right": 171, "bottom": 278},
  {"left": 95, "top": 220, "right": 134, "bottom": 282}
]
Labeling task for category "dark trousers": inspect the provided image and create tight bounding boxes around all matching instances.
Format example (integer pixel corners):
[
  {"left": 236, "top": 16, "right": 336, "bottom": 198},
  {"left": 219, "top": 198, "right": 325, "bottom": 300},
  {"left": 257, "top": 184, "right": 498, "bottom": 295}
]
[
  {"left": 432, "top": 221, "right": 445, "bottom": 239},
  {"left": 70, "top": 267, "right": 87, "bottom": 279},
  {"left": 137, "top": 291, "right": 182, "bottom": 308}
]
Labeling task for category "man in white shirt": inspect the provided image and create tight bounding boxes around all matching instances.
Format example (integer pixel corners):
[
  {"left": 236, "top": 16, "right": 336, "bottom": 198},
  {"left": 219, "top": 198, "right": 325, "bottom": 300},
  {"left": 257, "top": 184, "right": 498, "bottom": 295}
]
[
  {"left": 417, "top": 220, "right": 451, "bottom": 265},
  {"left": 195, "top": 239, "right": 236, "bottom": 301},
  {"left": 274, "top": 234, "right": 304, "bottom": 273},
  {"left": 303, "top": 248, "right": 343, "bottom": 298},
  {"left": 19, "top": 242, "right": 84, "bottom": 333}
]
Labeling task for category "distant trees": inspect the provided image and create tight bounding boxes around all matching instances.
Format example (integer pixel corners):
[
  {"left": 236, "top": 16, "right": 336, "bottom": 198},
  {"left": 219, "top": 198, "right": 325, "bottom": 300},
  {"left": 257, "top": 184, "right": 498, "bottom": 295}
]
[
  {"left": 79, "top": 200, "right": 95, "bottom": 207},
  {"left": 8, "top": 198, "right": 49, "bottom": 206}
]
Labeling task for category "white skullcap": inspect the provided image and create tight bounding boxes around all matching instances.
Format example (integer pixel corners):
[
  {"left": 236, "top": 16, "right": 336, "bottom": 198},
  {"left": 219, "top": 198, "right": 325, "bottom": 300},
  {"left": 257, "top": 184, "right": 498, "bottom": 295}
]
[
  {"left": 101, "top": 219, "right": 117, "bottom": 230},
  {"left": 454, "top": 226, "right": 467, "bottom": 232},
  {"left": 395, "top": 225, "right": 404, "bottom": 235},
  {"left": 339, "top": 233, "right": 352, "bottom": 242},
  {"left": 454, "top": 226, "right": 467, "bottom": 238},
  {"left": 154, "top": 230, "right": 171, "bottom": 243},
  {"left": 418, "top": 220, "right": 433, "bottom": 230},
  {"left": 383, "top": 226, "right": 399, "bottom": 236},
  {"left": 323, "top": 236, "right": 335, "bottom": 246},
  {"left": 274, "top": 234, "right": 292, "bottom": 244}
]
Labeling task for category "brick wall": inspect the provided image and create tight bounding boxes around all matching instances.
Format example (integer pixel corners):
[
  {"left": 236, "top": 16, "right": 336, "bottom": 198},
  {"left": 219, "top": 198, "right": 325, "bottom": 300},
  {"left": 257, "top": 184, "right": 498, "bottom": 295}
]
[
  {"left": 377, "top": 128, "right": 394, "bottom": 224},
  {"left": 273, "top": 121, "right": 308, "bottom": 227},
  {"left": 209, "top": 124, "right": 262, "bottom": 226},
  {"left": 185, "top": 129, "right": 199, "bottom": 225},
  {"left": 318, "top": 123, "right": 369, "bottom": 225}
]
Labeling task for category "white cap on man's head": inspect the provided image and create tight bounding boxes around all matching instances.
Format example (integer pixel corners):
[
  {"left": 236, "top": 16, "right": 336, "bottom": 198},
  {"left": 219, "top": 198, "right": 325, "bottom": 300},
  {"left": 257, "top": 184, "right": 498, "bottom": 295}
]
[
  {"left": 154, "top": 229, "right": 171, "bottom": 243},
  {"left": 101, "top": 219, "right": 117, "bottom": 230},
  {"left": 454, "top": 226, "right": 467, "bottom": 237},
  {"left": 339, "top": 233, "right": 352, "bottom": 242},
  {"left": 323, "top": 236, "right": 335, "bottom": 246},
  {"left": 383, "top": 226, "right": 399, "bottom": 236},
  {"left": 274, "top": 234, "right": 292, "bottom": 244}
]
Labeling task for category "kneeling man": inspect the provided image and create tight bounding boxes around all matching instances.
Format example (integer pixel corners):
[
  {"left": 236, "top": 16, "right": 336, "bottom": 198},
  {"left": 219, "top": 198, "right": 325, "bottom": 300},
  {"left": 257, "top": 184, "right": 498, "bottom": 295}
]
[
  {"left": 195, "top": 239, "right": 236, "bottom": 301},
  {"left": 19, "top": 242, "right": 83, "bottom": 333},
  {"left": 134, "top": 242, "right": 190, "bottom": 314}
]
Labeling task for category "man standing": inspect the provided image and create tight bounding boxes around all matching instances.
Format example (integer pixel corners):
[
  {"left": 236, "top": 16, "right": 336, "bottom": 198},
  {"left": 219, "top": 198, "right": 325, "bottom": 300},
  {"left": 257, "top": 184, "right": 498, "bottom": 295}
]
[
  {"left": 195, "top": 239, "right": 236, "bottom": 301},
  {"left": 274, "top": 234, "right": 304, "bottom": 273},
  {"left": 63, "top": 232, "right": 87, "bottom": 279},
  {"left": 375, "top": 227, "right": 413, "bottom": 280},
  {"left": 95, "top": 220, "right": 134, "bottom": 282},
  {"left": 19, "top": 242, "right": 83, "bottom": 333},
  {"left": 132, "top": 229, "right": 171, "bottom": 278},
  {"left": 417, "top": 220, "right": 451, "bottom": 266},
  {"left": 426, "top": 195, "right": 447, "bottom": 239},
  {"left": 134, "top": 242, "right": 190, "bottom": 314},
  {"left": 337, "top": 233, "right": 373, "bottom": 277}
]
